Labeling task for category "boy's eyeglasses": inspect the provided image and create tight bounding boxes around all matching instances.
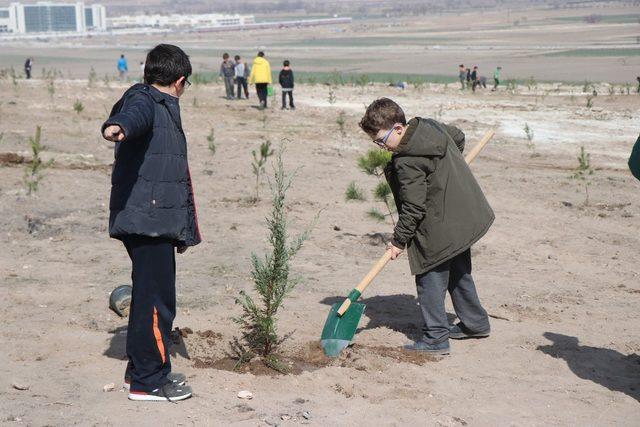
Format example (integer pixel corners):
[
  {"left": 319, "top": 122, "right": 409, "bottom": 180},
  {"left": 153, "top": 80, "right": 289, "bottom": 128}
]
[
  {"left": 183, "top": 78, "right": 192, "bottom": 88},
  {"left": 372, "top": 127, "right": 394, "bottom": 148}
]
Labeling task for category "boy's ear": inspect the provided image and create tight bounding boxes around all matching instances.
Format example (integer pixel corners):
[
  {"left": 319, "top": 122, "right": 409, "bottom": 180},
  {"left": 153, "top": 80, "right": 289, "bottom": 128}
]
[{"left": 175, "top": 76, "right": 185, "bottom": 86}]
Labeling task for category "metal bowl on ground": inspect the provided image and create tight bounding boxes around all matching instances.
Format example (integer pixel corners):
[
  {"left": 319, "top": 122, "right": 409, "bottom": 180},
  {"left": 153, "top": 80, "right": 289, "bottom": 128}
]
[{"left": 109, "top": 284, "right": 132, "bottom": 317}]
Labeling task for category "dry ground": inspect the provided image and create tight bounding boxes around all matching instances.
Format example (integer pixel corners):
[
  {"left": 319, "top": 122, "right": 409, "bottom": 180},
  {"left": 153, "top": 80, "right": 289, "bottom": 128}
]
[{"left": 1, "top": 77, "right": 639, "bottom": 425}]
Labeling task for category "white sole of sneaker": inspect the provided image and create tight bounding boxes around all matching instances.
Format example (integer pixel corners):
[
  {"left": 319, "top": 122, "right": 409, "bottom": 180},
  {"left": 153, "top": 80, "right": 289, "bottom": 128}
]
[
  {"left": 123, "top": 380, "right": 186, "bottom": 391},
  {"left": 128, "top": 391, "right": 192, "bottom": 401}
]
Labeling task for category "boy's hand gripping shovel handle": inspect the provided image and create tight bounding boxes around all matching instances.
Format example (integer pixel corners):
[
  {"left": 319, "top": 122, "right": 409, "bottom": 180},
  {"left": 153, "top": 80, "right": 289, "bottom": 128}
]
[
  {"left": 337, "top": 129, "right": 495, "bottom": 317},
  {"left": 337, "top": 250, "right": 393, "bottom": 316}
]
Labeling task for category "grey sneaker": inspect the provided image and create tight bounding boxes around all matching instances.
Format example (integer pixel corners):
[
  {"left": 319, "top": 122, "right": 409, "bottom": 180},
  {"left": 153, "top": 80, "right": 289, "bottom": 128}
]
[
  {"left": 128, "top": 382, "right": 192, "bottom": 402},
  {"left": 124, "top": 372, "right": 186, "bottom": 390},
  {"left": 449, "top": 323, "right": 490, "bottom": 340},
  {"left": 403, "top": 339, "right": 450, "bottom": 355}
]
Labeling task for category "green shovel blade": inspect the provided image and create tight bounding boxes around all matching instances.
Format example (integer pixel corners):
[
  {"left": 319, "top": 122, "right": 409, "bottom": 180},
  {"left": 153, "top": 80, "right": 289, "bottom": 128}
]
[{"left": 320, "top": 302, "right": 366, "bottom": 357}]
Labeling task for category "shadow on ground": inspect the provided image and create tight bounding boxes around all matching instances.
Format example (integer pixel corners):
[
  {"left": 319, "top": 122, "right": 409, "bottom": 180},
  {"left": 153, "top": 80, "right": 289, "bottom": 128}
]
[
  {"left": 537, "top": 332, "right": 640, "bottom": 402},
  {"left": 320, "top": 294, "right": 457, "bottom": 340}
]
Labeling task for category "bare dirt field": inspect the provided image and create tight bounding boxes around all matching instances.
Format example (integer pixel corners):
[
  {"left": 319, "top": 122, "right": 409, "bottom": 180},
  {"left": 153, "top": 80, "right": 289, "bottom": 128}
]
[{"left": 1, "top": 66, "right": 639, "bottom": 426}]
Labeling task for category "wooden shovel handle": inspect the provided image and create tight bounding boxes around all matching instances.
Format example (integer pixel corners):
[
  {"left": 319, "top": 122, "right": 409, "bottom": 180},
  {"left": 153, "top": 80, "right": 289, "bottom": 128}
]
[
  {"left": 465, "top": 129, "right": 495, "bottom": 164},
  {"left": 337, "top": 250, "right": 393, "bottom": 315}
]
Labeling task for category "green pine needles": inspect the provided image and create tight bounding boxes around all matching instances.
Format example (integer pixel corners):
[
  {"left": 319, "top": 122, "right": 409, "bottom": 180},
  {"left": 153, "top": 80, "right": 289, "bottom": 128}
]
[
  {"left": 24, "top": 126, "right": 53, "bottom": 195},
  {"left": 232, "top": 144, "right": 314, "bottom": 372}
]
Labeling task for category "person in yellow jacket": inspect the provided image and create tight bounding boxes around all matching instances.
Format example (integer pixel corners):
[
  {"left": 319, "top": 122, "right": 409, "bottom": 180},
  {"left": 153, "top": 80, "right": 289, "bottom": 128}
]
[{"left": 249, "top": 51, "right": 272, "bottom": 109}]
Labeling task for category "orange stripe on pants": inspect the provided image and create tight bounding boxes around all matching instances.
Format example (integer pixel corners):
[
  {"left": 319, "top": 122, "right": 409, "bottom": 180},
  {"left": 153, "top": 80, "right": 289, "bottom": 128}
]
[{"left": 153, "top": 307, "right": 166, "bottom": 364}]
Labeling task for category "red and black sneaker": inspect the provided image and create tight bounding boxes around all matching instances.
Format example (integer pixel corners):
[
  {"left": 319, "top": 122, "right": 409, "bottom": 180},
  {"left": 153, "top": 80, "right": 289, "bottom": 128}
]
[
  {"left": 128, "top": 382, "right": 192, "bottom": 402},
  {"left": 124, "top": 372, "right": 187, "bottom": 390}
]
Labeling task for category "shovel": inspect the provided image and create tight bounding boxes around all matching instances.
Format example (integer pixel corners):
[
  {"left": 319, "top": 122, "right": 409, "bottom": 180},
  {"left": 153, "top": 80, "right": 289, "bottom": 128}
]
[{"left": 321, "top": 129, "right": 495, "bottom": 357}]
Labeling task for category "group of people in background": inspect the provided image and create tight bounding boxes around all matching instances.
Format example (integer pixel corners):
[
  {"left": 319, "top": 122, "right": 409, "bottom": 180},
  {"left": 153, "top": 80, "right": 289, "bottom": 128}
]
[
  {"left": 219, "top": 51, "right": 295, "bottom": 110},
  {"left": 458, "top": 64, "right": 502, "bottom": 92}
]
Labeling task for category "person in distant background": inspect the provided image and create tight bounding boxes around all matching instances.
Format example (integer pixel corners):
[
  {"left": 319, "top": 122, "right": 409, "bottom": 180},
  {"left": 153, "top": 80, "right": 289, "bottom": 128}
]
[
  {"left": 249, "top": 51, "right": 272, "bottom": 109},
  {"left": 636, "top": 76, "right": 640, "bottom": 94},
  {"left": 458, "top": 64, "right": 466, "bottom": 90},
  {"left": 492, "top": 66, "right": 502, "bottom": 91},
  {"left": 234, "top": 55, "right": 249, "bottom": 99},
  {"left": 466, "top": 68, "right": 471, "bottom": 88},
  {"left": 478, "top": 75, "right": 487, "bottom": 90},
  {"left": 117, "top": 54, "right": 128, "bottom": 81},
  {"left": 279, "top": 60, "right": 295, "bottom": 110},
  {"left": 24, "top": 57, "right": 33, "bottom": 79},
  {"left": 219, "top": 53, "right": 235, "bottom": 100},
  {"left": 471, "top": 66, "right": 479, "bottom": 92}
]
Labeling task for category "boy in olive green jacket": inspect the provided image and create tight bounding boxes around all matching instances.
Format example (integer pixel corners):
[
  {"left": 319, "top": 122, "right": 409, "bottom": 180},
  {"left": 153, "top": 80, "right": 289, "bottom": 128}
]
[{"left": 359, "top": 98, "right": 494, "bottom": 354}]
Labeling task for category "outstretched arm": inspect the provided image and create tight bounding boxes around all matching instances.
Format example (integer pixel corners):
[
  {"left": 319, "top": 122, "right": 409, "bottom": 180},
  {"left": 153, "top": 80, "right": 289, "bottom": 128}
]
[{"left": 101, "top": 94, "right": 154, "bottom": 142}]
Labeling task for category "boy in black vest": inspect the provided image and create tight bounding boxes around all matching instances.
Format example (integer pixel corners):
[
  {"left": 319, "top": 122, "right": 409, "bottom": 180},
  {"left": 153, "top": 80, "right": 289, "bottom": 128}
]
[{"left": 101, "top": 44, "right": 201, "bottom": 401}]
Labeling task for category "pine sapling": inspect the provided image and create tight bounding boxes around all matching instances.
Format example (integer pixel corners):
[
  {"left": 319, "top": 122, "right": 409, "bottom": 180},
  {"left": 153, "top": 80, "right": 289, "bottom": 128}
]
[
  {"left": 24, "top": 126, "right": 53, "bottom": 195},
  {"left": 336, "top": 110, "right": 347, "bottom": 138},
  {"left": 260, "top": 109, "right": 268, "bottom": 129},
  {"left": 367, "top": 207, "right": 386, "bottom": 222},
  {"left": 373, "top": 181, "right": 396, "bottom": 226},
  {"left": 357, "top": 149, "right": 395, "bottom": 223},
  {"left": 573, "top": 145, "right": 594, "bottom": 205},
  {"left": 73, "top": 100, "right": 84, "bottom": 115},
  {"left": 88, "top": 67, "right": 98, "bottom": 88},
  {"left": 47, "top": 79, "right": 55, "bottom": 101},
  {"left": 252, "top": 139, "right": 274, "bottom": 200},
  {"left": 523, "top": 123, "right": 536, "bottom": 154},
  {"left": 586, "top": 95, "right": 594, "bottom": 109},
  {"left": 207, "top": 127, "right": 216, "bottom": 155},
  {"left": 232, "top": 145, "right": 314, "bottom": 372},
  {"left": 345, "top": 181, "right": 366, "bottom": 201},
  {"left": 328, "top": 88, "right": 337, "bottom": 105}
]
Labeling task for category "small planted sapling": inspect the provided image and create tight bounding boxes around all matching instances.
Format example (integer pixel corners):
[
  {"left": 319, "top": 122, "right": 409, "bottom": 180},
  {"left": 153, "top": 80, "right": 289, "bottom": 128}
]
[
  {"left": 373, "top": 181, "right": 396, "bottom": 226},
  {"left": 207, "top": 127, "right": 216, "bottom": 155},
  {"left": 24, "top": 126, "right": 54, "bottom": 195},
  {"left": 586, "top": 95, "right": 594, "bottom": 109},
  {"left": 231, "top": 144, "right": 315, "bottom": 372},
  {"left": 88, "top": 67, "right": 98, "bottom": 88},
  {"left": 73, "top": 99, "right": 84, "bottom": 115},
  {"left": 523, "top": 122, "right": 536, "bottom": 155},
  {"left": 573, "top": 145, "right": 594, "bottom": 205},
  {"left": 336, "top": 110, "right": 347, "bottom": 138},
  {"left": 328, "top": 88, "right": 337, "bottom": 105},
  {"left": 357, "top": 149, "right": 395, "bottom": 223},
  {"left": 345, "top": 181, "right": 366, "bottom": 201},
  {"left": 252, "top": 139, "right": 274, "bottom": 200}
]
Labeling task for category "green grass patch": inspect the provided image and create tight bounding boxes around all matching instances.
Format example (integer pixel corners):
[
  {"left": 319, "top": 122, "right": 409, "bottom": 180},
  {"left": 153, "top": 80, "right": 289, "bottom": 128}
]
[
  {"left": 543, "top": 48, "right": 640, "bottom": 58},
  {"left": 554, "top": 14, "right": 640, "bottom": 24},
  {"left": 273, "top": 35, "right": 448, "bottom": 48}
]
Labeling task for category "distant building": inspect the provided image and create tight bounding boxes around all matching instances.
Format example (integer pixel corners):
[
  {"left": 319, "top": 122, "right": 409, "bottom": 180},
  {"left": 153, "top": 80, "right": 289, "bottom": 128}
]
[
  {"left": 108, "top": 12, "right": 255, "bottom": 30},
  {"left": 0, "top": 2, "right": 106, "bottom": 34}
]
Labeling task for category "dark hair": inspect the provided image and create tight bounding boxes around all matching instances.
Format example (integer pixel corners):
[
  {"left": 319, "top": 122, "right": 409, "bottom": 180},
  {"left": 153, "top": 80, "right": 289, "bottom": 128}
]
[
  {"left": 258, "top": 51, "right": 265, "bottom": 57},
  {"left": 473, "top": 66, "right": 478, "bottom": 69},
  {"left": 359, "top": 98, "right": 406, "bottom": 136},
  {"left": 234, "top": 55, "right": 240, "bottom": 61},
  {"left": 283, "top": 60, "right": 290, "bottom": 67},
  {"left": 459, "top": 64, "right": 464, "bottom": 67},
  {"left": 223, "top": 52, "right": 229, "bottom": 59},
  {"left": 144, "top": 44, "right": 192, "bottom": 86},
  {"left": 120, "top": 54, "right": 124, "bottom": 58}
]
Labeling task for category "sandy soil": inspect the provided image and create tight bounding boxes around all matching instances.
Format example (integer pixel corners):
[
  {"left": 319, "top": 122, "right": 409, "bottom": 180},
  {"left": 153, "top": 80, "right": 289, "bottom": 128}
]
[{"left": 1, "top": 75, "right": 639, "bottom": 426}]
